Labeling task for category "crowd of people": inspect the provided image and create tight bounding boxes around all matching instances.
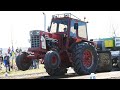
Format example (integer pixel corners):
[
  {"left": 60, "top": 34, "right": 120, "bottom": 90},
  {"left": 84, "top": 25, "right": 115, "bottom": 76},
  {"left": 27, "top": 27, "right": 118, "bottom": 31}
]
[
  {"left": 0, "top": 47, "right": 21, "bottom": 72},
  {"left": 0, "top": 47, "right": 40, "bottom": 73}
]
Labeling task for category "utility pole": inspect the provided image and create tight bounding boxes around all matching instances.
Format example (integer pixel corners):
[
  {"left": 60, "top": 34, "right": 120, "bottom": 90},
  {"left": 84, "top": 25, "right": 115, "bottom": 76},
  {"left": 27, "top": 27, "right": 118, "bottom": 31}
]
[
  {"left": 11, "top": 25, "right": 14, "bottom": 70},
  {"left": 43, "top": 12, "right": 46, "bottom": 32}
]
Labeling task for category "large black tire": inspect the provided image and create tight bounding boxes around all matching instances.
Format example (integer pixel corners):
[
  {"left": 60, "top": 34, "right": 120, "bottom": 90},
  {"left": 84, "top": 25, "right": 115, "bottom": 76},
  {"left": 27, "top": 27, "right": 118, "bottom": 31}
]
[
  {"left": 117, "top": 61, "right": 120, "bottom": 69},
  {"left": 96, "top": 51, "right": 112, "bottom": 72},
  {"left": 117, "top": 55, "right": 120, "bottom": 69},
  {"left": 72, "top": 42, "right": 98, "bottom": 75},
  {"left": 16, "top": 53, "right": 32, "bottom": 71},
  {"left": 44, "top": 51, "right": 67, "bottom": 76}
]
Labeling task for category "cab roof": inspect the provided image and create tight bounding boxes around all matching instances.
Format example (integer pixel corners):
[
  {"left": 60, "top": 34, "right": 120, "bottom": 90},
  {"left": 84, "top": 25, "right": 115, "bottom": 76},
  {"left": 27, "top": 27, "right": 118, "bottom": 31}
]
[{"left": 52, "top": 13, "right": 86, "bottom": 23}]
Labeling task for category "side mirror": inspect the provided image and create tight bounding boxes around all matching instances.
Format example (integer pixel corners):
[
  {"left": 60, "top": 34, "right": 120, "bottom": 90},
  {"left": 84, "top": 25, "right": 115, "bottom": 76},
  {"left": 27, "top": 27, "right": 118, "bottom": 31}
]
[
  {"left": 47, "top": 26, "right": 50, "bottom": 32},
  {"left": 74, "top": 23, "right": 78, "bottom": 30}
]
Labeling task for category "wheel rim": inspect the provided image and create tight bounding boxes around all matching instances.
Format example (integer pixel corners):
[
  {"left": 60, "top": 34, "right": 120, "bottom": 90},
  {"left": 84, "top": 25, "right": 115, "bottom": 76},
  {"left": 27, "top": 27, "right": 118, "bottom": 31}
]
[
  {"left": 83, "top": 50, "right": 93, "bottom": 68},
  {"left": 51, "top": 55, "right": 57, "bottom": 65}
]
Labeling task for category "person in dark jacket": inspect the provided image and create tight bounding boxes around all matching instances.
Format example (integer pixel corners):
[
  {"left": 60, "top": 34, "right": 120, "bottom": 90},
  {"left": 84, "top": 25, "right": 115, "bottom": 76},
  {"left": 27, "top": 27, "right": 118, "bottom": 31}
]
[
  {"left": 4, "top": 53, "right": 10, "bottom": 72},
  {"left": 0, "top": 55, "right": 3, "bottom": 64},
  {"left": 0, "top": 54, "right": 3, "bottom": 70}
]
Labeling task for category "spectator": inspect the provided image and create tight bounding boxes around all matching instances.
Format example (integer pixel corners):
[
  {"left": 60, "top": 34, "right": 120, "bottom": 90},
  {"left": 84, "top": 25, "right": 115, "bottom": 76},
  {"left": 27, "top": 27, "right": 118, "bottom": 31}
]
[
  {"left": 3, "top": 53, "right": 10, "bottom": 72},
  {"left": 31, "top": 59, "right": 39, "bottom": 69},
  {"left": 0, "top": 54, "right": 3, "bottom": 64},
  {"left": 8, "top": 47, "right": 11, "bottom": 54},
  {"left": 19, "top": 48, "right": 22, "bottom": 53},
  {"left": 0, "top": 54, "right": 3, "bottom": 70},
  {"left": 0, "top": 48, "right": 2, "bottom": 55},
  {"left": 33, "top": 60, "right": 37, "bottom": 69}
]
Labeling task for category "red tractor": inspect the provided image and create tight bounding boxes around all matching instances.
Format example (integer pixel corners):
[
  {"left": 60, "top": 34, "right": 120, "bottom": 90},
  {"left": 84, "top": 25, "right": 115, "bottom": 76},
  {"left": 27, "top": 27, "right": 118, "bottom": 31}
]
[{"left": 16, "top": 13, "right": 98, "bottom": 76}]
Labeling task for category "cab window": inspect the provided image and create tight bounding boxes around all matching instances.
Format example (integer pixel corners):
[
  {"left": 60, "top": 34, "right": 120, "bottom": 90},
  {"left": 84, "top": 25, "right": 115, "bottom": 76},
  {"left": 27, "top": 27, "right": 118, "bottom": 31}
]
[{"left": 70, "top": 19, "right": 87, "bottom": 38}]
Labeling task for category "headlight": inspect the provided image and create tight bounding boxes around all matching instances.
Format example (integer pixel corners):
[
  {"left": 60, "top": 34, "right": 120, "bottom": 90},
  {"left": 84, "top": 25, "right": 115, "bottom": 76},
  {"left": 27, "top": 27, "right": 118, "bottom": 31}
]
[
  {"left": 30, "top": 30, "right": 40, "bottom": 35},
  {"left": 36, "top": 31, "right": 40, "bottom": 34},
  {"left": 33, "top": 31, "right": 39, "bottom": 35}
]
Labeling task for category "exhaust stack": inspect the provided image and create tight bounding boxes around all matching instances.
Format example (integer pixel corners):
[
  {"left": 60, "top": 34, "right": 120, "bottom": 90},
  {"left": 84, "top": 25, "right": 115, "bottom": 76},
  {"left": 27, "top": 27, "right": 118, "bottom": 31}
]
[{"left": 43, "top": 12, "right": 46, "bottom": 32}]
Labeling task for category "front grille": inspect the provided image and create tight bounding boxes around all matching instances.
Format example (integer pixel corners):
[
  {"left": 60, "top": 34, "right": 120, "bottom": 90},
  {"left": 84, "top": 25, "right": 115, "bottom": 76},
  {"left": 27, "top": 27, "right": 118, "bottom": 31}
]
[{"left": 31, "top": 35, "right": 40, "bottom": 48}]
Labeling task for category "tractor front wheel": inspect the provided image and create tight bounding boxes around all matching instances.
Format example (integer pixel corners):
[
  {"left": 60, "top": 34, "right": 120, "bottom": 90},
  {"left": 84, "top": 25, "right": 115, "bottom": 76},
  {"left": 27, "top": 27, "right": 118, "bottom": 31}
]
[
  {"left": 44, "top": 50, "right": 67, "bottom": 76},
  {"left": 16, "top": 53, "right": 32, "bottom": 71}
]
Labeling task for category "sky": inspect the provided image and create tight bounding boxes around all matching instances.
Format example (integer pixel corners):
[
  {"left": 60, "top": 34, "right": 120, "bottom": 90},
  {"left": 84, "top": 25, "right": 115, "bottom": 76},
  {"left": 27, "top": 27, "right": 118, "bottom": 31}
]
[{"left": 0, "top": 11, "right": 120, "bottom": 49}]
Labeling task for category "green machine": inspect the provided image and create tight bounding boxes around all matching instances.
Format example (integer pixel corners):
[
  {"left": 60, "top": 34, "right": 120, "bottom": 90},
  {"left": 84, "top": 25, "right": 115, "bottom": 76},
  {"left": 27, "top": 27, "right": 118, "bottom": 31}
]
[
  {"left": 97, "top": 37, "right": 120, "bottom": 51},
  {"left": 93, "top": 37, "right": 120, "bottom": 72}
]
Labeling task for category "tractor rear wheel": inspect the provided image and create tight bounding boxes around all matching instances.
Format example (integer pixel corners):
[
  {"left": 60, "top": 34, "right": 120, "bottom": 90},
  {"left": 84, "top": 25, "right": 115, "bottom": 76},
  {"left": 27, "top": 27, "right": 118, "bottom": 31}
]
[
  {"left": 72, "top": 42, "right": 98, "bottom": 75},
  {"left": 117, "top": 55, "right": 120, "bottom": 69},
  {"left": 44, "top": 51, "right": 67, "bottom": 76},
  {"left": 118, "top": 62, "right": 120, "bottom": 69},
  {"left": 16, "top": 53, "right": 32, "bottom": 71},
  {"left": 96, "top": 51, "right": 112, "bottom": 72}
]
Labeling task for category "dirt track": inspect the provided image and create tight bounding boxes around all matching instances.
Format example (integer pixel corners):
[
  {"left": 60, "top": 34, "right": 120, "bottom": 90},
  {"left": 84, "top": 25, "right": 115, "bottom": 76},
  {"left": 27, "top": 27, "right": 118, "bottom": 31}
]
[{"left": 1, "top": 67, "right": 120, "bottom": 79}]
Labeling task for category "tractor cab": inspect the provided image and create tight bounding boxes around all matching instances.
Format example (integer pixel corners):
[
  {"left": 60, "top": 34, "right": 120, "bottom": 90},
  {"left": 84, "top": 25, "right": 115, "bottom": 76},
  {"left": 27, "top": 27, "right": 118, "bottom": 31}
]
[
  {"left": 48, "top": 13, "right": 88, "bottom": 48},
  {"left": 48, "top": 13, "right": 88, "bottom": 38}
]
